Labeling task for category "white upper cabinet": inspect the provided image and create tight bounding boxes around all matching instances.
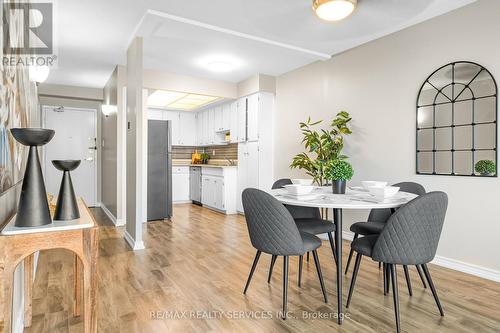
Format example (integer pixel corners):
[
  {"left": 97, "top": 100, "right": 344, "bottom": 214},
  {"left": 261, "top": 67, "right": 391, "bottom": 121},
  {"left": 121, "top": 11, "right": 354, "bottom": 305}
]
[
  {"left": 148, "top": 108, "right": 163, "bottom": 120},
  {"left": 237, "top": 98, "right": 247, "bottom": 142},
  {"left": 179, "top": 112, "right": 197, "bottom": 146},
  {"left": 207, "top": 108, "right": 215, "bottom": 145},
  {"left": 222, "top": 104, "right": 231, "bottom": 132},
  {"left": 201, "top": 110, "right": 209, "bottom": 145},
  {"left": 196, "top": 112, "right": 203, "bottom": 146},
  {"left": 229, "top": 101, "right": 238, "bottom": 143},
  {"left": 163, "top": 111, "right": 180, "bottom": 145},
  {"left": 246, "top": 94, "right": 259, "bottom": 142},
  {"left": 214, "top": 106, "right": 223, "bottom": 132}
]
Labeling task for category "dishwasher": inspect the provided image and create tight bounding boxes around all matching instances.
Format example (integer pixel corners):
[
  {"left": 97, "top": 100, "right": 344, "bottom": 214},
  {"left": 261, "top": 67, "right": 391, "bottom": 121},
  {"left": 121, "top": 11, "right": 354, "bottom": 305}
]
[{"left": 190, "top": 166, "right": 202, "bottom": 205}]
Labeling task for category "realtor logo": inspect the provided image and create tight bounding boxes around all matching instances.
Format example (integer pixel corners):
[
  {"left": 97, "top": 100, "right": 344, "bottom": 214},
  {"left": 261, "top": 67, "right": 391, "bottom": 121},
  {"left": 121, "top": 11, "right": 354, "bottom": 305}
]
[{"left": 2, "top": 2, "right": 53, "bottom": 54}]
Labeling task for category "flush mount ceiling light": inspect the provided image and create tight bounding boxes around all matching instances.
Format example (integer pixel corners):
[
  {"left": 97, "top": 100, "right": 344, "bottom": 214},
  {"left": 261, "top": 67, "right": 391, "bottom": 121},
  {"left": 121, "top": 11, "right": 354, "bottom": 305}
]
[
  {"left": 313, "top": 0, "right": 357, "bottom": 21},
  {"left": 198, "top": 55, "right": 242, "bottom": 73}
]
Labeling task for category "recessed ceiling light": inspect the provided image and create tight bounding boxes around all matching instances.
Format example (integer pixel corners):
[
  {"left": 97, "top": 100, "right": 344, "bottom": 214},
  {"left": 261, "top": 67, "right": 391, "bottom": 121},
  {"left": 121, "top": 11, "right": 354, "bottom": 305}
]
[
  {"left": 147, "top": 90, "right": 186, "bottom": 107},
  {"left": 313, "top": 0, "right": 357, "bottom": 21},
  {"left": 147, "top": 89, "right": 220, "bottom": 110}
]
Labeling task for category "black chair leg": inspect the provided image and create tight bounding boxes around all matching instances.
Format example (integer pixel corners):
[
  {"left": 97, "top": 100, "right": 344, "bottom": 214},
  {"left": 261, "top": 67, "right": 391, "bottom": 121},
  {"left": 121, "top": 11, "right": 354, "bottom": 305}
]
[
  {"left": 403, "top": 265, "right": 413, "bottom": 296},
  {"left": 345, "top": 233, "right": 359, "bottom": 274},
  {"left": 416, "top": 264, "right": 427, "bottom": 289},
  {"left": 327, "top": 232, "right": 337, "bottom": 265},
  {"left": 267, "top": 255, "right": 277, "bottom": 283},
  {"left": 390, "top": 264, "right": 401, "bottom": 333},
  {"left": 244, "top": 250, "right": 261, "bottom": 294},
  {"left": 422, "top": 264, "right": 444, "bottom": 316},
  {"left": 346, "top": 253, "right": 362, "bottom": 308},
  {"left": 312, "top": 250, "right": 328, "bottom": 303},
  {"left": 282, "top": 256, "right": 289, "bottom": 320},
  {"left": 384, "top": 263, "right": 391, "bottom": 295},
  {"left": 298, "top": 255, "right": 303, "bottom": 287},
  {"left": 383, "top": 263, "right": 387, "bottom": 295}
]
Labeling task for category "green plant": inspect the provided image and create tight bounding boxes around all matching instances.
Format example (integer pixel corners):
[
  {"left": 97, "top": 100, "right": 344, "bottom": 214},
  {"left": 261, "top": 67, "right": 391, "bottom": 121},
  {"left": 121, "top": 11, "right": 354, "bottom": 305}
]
[
  {"left": 325, "top": 159, "right": 354, "bottom": 181},
  {"left": 475, "top": 160, "right": 496, "bottom": 175},
  {"left": 290, "top": 112, "right": 352, "bottom": 185},
  {"left": 200, "top": 153, "right": 210, "bottom": 164}
]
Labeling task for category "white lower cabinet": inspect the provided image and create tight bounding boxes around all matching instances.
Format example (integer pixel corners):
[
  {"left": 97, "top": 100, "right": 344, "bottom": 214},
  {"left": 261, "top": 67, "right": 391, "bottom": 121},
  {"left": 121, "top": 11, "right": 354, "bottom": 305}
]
[
  {"left": 173, "top": 166, "right": 190, "bottom": 203},
  {"left": 201, "top": 167, "right": 237, "bottom": 214}
]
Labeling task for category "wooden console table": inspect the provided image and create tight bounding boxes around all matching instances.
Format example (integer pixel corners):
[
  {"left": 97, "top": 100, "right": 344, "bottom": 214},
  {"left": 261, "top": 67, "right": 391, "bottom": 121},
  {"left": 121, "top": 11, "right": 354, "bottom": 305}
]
[{"left": 0, "top": 198, "right": 98, "bottom": 333}]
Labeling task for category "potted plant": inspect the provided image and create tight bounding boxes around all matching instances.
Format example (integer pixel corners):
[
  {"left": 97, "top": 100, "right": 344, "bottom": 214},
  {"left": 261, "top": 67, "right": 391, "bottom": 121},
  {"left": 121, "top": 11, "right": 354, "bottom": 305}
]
[
  {"left": 200, "top": 153, "right": 210, "bottom": 164},
  {"left": 475, "top": 160, "right": 496, "bottom": 176},
  {"left": 325, "top": 159, "right": 354, "bottom": 194},
  {"left": 290, "top": 112, "right": 352, "bottom": 186}
]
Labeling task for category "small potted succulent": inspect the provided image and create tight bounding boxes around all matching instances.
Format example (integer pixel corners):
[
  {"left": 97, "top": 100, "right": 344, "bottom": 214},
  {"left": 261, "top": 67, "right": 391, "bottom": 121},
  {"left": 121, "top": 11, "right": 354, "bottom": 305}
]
[
  {"left": 475, "top": 160, "right": 496, "bottom": 176},
  {"left": 325, "top": 159, "right": 354, "bottom": 194}
]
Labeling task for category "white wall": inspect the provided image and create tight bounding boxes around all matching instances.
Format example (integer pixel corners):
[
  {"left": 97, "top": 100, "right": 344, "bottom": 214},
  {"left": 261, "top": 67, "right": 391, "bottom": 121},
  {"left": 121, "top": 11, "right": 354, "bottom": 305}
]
[{"left": 274, "top": 0, "right": 500, "bottom": 274}]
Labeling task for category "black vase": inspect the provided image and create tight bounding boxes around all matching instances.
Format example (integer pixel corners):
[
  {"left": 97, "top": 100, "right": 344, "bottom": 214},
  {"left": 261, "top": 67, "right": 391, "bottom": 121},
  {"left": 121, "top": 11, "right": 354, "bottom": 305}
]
[
  {"left": 10, "top": 128, "right": 55, "bottom": 227},
  {"left": 52, "top": 160, "right": 81, "bottom": 220},
  {"left": 332, "top": 180, "right": 347, "bottom": 194}
]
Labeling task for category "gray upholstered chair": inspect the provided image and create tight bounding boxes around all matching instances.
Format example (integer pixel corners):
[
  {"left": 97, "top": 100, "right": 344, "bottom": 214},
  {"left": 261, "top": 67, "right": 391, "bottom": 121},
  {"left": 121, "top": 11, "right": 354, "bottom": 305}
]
[
  {"left": 346, "top": 192, "right": 448, "bottom": 333},
  {"left": 268, "top": 179, "right": 337, "bottom": 287},
  {"left": 242, "top": 188, "right": 328, "bottom": 319},
  {"left": 345, "top": 182, "right": 428, "bottom": 294}
]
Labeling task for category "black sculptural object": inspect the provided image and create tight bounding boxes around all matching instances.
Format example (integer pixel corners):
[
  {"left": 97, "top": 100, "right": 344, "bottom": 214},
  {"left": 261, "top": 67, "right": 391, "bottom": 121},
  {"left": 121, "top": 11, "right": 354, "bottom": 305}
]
[
  {"left": 52, "top": 160, "right": 81, "bottom": 220},
  {"left": 10, "top": 128, "right": 55, "bottom": 227}
]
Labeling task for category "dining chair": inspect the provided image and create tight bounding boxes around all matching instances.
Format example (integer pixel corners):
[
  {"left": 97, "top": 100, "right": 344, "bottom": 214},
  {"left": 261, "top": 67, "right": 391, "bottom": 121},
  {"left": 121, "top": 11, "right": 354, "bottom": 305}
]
[
  {"left": 346, "top": 191, "right": 448, "bottom": 333},
  {"left": 268, "top": 179, "right": 337, "bottom": 288},
  {"left": 345, "top": 182, "right": 428, "bottom": 293},
  {"left": 242, "top": 188, "right": 328, "bottom": 319}
]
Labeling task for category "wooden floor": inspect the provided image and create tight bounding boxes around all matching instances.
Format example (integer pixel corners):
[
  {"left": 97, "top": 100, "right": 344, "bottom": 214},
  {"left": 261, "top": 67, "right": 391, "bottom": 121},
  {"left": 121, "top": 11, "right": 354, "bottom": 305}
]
[{"left": 25, "top": 204, "right": 500, "bottom": 333}]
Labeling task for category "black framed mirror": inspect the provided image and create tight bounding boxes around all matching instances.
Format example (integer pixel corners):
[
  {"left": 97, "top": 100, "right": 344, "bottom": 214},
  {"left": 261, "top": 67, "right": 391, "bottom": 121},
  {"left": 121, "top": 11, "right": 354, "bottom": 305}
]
[{"left": 416, "top": 61, "right": 498, "bottom": 177}]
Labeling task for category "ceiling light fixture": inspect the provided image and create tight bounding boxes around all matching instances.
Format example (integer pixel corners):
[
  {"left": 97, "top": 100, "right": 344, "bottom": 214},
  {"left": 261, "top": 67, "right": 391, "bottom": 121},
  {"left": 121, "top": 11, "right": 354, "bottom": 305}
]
[
  {"left": 198, "top": 55, "right": 241, "bottom": 73},
  {"left": 29, "top": 65, "right": 50, "bottom": 83},
  {"left": 312, "top": 0, "right": 357, "bottom": 21},
  {"left": 206, "top": 61, "right": 234, "bottom": 73}
]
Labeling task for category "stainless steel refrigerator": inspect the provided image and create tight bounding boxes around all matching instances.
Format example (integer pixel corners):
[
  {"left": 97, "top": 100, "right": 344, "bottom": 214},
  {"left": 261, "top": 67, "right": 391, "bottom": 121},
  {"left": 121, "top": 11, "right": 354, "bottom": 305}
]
[{"left": 147, "top": 120, "right": 172, "bottom": 220}]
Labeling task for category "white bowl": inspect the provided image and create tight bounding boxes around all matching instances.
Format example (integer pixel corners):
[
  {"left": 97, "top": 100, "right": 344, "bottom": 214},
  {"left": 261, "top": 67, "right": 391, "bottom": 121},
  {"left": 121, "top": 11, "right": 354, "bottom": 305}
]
[
  {"left": 368, "top": 186, "right": 400, "bottom": 198},
  {"left": 362, "top": 181, "right": 388, "bottom": 190},
  {"left": 291, "top": 178, "right": 314, "bottom": 186},
  {"left": 283, "top": 184, "right": 315, "bottom": 196}
]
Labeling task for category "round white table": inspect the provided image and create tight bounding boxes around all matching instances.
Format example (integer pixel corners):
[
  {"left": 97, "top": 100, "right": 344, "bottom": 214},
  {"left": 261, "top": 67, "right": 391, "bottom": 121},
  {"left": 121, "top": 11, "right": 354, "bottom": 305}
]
[{"left": 269, "top": 186, "right": 417, "bottom": 324}]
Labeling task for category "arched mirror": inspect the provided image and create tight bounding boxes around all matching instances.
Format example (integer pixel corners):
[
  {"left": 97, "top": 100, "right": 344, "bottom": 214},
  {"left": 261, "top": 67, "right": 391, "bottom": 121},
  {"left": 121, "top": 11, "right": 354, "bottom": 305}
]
[{"left": 416, "top": 61, "right": 498, "bottom": 176}]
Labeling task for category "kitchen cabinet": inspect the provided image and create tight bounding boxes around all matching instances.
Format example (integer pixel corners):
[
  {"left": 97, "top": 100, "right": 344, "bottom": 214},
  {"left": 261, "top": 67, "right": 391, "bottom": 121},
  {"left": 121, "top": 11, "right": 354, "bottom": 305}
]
[
  {"left": 172, "top": 166, "right": 190, "bottom": 203},
  {"left": 237, "top": 98, "right": 247, "bottom": 142},
  {"left": 214, "top": 106, "right": 223, "bottom": 132},
  {"left": 179, "top": 112, "right": 197, "bottom": 146},
  {"left": 229, "top": 101, "right": 238, "bottom": 143},
  {"left": 196, "top": 112, "right": 203, "bottom": 146},
  {"left": 163, "top": 111, "right": 180, "bottom": 145},
  {"left": 201, "top": 110, "right": 209, "bottom": 145},
  {"left": 208, "top": 108, "right": 215, "bottom": 145},
  {"left": 148, "top": 109, "right": 163, "bottom": 120},
  {"left": 201, "top": 167, "right": 237, "bottom": 214},
  {"left": 237, "top": 142, "right": 260, "bottom": 212},
  {"left": 246, "top": 94, "right": 259, "bottom": 142},
  {"left": 222, "top": 103, "right": 231, "bottom": 132}
]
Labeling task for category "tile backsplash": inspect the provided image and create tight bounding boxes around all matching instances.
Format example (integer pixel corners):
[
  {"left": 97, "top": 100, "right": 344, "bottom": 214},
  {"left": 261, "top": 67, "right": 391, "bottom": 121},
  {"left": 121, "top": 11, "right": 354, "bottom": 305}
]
[{"left": 172, "top": 143, "right": 238, "bottom": 160}]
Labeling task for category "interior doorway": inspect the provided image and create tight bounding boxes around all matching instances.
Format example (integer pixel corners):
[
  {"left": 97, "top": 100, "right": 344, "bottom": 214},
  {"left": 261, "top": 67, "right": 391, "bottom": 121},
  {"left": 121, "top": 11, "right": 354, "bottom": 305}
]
[{"left": 42, "top": 106, "right": 98, "bottom": 207}]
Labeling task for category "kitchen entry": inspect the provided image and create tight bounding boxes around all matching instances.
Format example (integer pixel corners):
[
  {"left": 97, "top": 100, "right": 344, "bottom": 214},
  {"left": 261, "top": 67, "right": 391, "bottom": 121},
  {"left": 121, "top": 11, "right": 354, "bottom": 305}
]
[{"left": 42, "top": 106, "right": 98, "bottom": 206}]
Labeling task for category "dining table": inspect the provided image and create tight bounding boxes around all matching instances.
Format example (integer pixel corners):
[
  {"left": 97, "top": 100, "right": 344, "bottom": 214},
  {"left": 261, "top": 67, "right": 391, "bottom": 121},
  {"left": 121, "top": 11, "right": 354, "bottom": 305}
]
[{"left": 269, "top": 186, "right": 418, "bottom": 324}]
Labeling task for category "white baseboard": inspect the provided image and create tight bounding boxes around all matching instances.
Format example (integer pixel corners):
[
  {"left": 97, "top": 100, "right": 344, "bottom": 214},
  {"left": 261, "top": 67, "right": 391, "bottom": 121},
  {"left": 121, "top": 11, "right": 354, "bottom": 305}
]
[
  {"left": 339, "top": 230, "right": 500, "bottom": 283},
  {"left": 98, "top": 202, "right": 126, "bottom": 226},
  {"left": 124, "top": 230, "right": 145, "bottom": 251}
]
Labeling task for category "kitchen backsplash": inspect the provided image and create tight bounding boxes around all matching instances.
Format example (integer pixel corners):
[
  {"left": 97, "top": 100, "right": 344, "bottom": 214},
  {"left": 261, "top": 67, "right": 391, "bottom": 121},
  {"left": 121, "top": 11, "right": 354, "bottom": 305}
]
[{"left": 172, "top": 143, "right": 238, "bottom": 160}]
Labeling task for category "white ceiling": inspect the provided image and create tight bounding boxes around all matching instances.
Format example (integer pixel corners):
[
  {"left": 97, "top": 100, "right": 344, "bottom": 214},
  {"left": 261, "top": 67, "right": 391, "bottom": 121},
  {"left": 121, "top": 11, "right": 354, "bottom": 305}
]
[{"left": 47, "top": 0, "right": 476, "bottom": 88}]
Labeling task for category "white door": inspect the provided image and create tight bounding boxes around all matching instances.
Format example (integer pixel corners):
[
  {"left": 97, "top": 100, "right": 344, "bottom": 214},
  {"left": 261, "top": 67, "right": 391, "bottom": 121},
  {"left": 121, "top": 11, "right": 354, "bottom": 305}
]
[
  {"left": 214, "top": 106, "right": 223, "bottom": 132},
  {"left": 43, "top": 106, "right": 97, "bottom": 206},
  {"left": 202, "top": 111, "right": 209, "bottom": 145},
  {"left": 222, "top": 103, "right": 231, "bottom": 131},
  {"left": 247, "top": 94, "right": 259, "bottom": 142},
  {"left": 237, "top": 143, "right": 247, "bottom": 212},
  {"left": 214, "top": 177, "right": 224, "bottom": 210},
  {"left": 246, "top": 142, "right": 260, "bottom": 189},
  {"left": 196, "top": 112, "right": 203, "bottom": 145},
  {"left": 208, "top": 108, "right": 215, "bottom": 144}
]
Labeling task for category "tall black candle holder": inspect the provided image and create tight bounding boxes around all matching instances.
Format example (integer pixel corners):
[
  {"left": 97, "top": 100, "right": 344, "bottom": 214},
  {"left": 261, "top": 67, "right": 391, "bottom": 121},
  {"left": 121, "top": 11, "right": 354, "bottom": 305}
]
[
  {"left": 52, "top": 160, "right": 81, "bottom": 220},
  {"left": 10, "top": 128, "right": 55, "bottom": 227}
]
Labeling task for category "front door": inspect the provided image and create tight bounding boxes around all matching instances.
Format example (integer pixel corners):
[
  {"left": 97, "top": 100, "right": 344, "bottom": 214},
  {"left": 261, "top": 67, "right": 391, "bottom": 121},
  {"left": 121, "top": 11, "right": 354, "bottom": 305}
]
[{"left": 43, "top": 106, "right": 97, "bottom": 206}]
